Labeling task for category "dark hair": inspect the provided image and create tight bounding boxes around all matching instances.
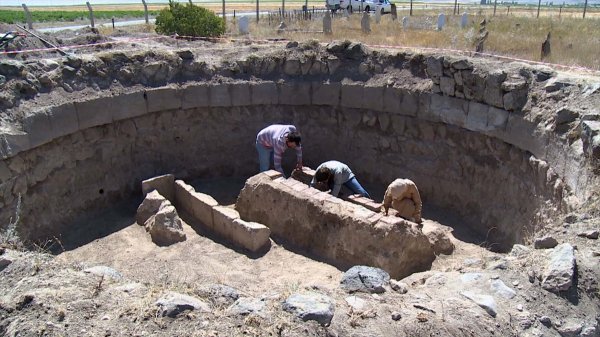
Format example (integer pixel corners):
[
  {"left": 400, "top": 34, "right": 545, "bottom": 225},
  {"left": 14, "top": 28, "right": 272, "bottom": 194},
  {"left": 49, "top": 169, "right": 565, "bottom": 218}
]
[
  {"left": 286, "top": 131, "right": 301, "bottom": 146},
  {"left": 314, "top": 166, "right": 332, "bottom": 183}
]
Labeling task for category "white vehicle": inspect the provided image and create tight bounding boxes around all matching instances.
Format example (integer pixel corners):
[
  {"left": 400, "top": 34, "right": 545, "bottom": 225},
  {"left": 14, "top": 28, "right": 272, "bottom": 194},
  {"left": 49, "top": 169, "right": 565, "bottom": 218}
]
[{"left": 340, "top": 0, "right": 393, "bottom": 14}]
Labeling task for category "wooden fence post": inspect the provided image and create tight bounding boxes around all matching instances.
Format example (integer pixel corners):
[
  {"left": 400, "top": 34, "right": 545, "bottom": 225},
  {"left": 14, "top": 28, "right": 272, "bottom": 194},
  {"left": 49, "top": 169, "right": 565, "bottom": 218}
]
[
  {"left": 537, "top": 0, "right": 541, "bottom": 18},
  {"left": 222, "top": 0, "right": 226, "bottom": 23},
  {"left": 583, "top": 0, "right": 588, "bottom": 18},
  {"left": 86, "top": 2, "right": 95, "bottom": 28},
  {"left": 142, "top": 0, "right": 149, "bottom": 24}
]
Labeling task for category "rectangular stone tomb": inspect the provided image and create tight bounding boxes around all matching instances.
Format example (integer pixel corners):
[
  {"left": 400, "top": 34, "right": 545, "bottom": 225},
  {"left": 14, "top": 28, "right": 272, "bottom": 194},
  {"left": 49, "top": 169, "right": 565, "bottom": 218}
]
[{"left": 235, "top": 171, "right": 435, "bottom": 279}]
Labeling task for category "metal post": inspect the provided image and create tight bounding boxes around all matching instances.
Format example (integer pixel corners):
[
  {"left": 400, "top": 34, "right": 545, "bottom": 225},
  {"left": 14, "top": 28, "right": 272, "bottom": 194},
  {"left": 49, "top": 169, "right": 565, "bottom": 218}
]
[
  {"left": 112, "top": 17, "right": 115, "bottom": 29},
  {"left": 454, "top": 0, "right": 457, "bottom": 15},
  {"left": 86, "top": 2, "right": 95, "bottom": 28},
  {"left": 493, "top": 0, "right": 497, "bottom": 16},
  {"left": 537, "top": 0, "right": 541, "bottom": 18},
  {"left": 583, "top": 0, "right": 588, "bottom": 18},
  {"left": 234, "top": 9, "right": 236, "bottom": 18},
  {"left": 142, "top": 0, "right": 149, "bottom": 24},
  {"left": 21, "top": 4, "right": 33, "bottom": 30},
  {"left": 410, "top": 0, "right": 413, "bottom": 16},
  {"left": 256, "top": 0, "right": 259, "bottom": 22},
  {"left": 559, "top": 5, "right": 562, "bottom": 18}
]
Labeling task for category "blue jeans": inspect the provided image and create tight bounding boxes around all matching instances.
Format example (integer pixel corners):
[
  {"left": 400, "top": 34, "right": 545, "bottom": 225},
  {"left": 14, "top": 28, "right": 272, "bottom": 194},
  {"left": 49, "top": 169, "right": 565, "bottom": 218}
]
[
  {"left": 256, "top": 141, "right": 274, "bottom": 172},
  {"left": 344, "top": 177, "right": 370, "bottom": 198}
]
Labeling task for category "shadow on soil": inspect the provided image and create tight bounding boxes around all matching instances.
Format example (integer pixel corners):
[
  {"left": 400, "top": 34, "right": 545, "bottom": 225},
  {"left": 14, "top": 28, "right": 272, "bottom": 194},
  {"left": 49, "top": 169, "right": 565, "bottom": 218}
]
[{"left": 48, "top": 198, "right": 141, "bottom": 254}]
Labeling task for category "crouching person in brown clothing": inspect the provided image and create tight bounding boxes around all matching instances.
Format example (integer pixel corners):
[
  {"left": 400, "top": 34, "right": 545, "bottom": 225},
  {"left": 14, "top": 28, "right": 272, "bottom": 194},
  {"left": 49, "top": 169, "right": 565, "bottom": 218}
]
[{"left": 382, "top": 178, "right": 422, "bottom": 224}]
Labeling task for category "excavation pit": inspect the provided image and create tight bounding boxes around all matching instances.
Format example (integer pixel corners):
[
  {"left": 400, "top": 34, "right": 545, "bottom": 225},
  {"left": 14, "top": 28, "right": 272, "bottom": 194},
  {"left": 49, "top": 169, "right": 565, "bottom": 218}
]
[{"left": 1, "top": 42, "right": 598, "bottom": 278}]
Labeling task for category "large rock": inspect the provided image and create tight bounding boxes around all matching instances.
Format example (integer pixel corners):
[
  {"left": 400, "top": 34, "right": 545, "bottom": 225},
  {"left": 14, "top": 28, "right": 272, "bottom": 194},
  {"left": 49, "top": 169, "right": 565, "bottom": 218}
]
[
  {"left": 541, "top": 243, "right": 576, "bottom": 293},
  {"left": 136, "top": 190, "right": 166, "bottom": 226},
  {"left": 235, "top": 173, "right": 435, "bottom": 279},
  {"left": 422, "top": 224, "right": 454, "bottom": 255},
  {"left": 460, "top": 291, "right": 497, "bottom": 317},
  {"left": 145, "top": 201, "right": 186, "bottom": 246},
  {"left": 282, "top": 292, "right": 335, "bottom": 325},
  {"left": 340, "top": 265, "right": 390, "bottom": 294},
  {"left": 156, "top": 291, "right": 211, "bottom": 317}
]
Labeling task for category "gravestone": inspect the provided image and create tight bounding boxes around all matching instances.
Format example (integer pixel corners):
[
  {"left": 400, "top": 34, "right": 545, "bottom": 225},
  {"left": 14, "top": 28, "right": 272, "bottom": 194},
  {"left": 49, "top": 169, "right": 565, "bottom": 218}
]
[
  {"left": 375, "top": 6, "right": 382, "bottom": 24},
  {"left": 437, "top": 13, "right": 446, "bottom": 30},
  {"left": 323, "top": 11, "right": 333, "bottom": 35},
  {"left": 541, "top": 32, "right": 551, "bottom": 60},
  {"left": 344, "top": 7, "right": 350, "bottom": 18},
  {"left": 402, "top": 16, "right": 409, "bottom": 29},
  {"left": 277, "top": 21, "right": 287, "bottom": 34},
  {"left": 361, "top": 12, "right": 371, "bottom": 33},
  {"left": 239, "top": 16, "right": 249, "bottom": 35},
  {"left": 460, "top": 12, "right": 468, "bottom": 28}
]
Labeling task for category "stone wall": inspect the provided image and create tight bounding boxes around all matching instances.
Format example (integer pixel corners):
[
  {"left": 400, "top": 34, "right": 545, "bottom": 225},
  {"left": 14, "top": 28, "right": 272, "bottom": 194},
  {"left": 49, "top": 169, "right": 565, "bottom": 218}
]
[
  {"left": 0, "top": 42, "right": 598, "bottom": 249},
  {"left": 235, "top": 172, "right": 436, "bottom": 279}
]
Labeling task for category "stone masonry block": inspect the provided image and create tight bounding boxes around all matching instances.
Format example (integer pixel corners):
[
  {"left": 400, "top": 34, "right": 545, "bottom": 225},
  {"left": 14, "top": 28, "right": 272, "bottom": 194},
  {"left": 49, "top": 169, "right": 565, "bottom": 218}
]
[
  {"left": 263, "top": 170, "right": 284, "bottom": 180},
  {"left": 363, "top": 86, "right": 384, "bottom": 112},
  {"left": 111, "top": 91, "right": 147, "bottom": 121},
  {"left": 251, "top": 82, "right": 278, "bottom": 105},
  {"left": 279, "top": 82, "right": 311, "bottom": 106},
  {"left": 431, "top": 94, "right": 467, "bottom": 127},
  {"left": 312, "top": 82, "right": 340, "bottom": 106},
  {"left": 146, "top": 87, "right": 182, "bottom": 113},
  {"left": 228, "top": 219, "right": 271, "bottom": 252},
  {"left": 143, "top": 174, "right": 175, "bottom": 202},
  {"left": 0, "top": 131, "right": 30, "bottom": 160},
  {"left": 417, "top": 93, "right": 437, "bottom": 122},
  {"left": 74, "top": 96, "right": 117, "bottom": 130},
  {"left": 487, "top": 107, "right": 509, "bottom": 131},
  {"left": 213, "top": 206, "right": 240, "bottom": 236},
  {"left": 22, "top": 110, "right": 51, "bottom": 148},
  {"left": 495, "top": 113, "right": 548, "bottom": 159},
  {"left": 401, "top": 91, "right": 419, "bottom": 117},
  {"left": 174, "top": 179, "right": 194, "bottom": 209},
  {"left": 174, "top": 180, "right": 218, "bottom": 229},
  {"left": 340, "top": 83, "right": 364, "bottom": 109},
  {"left": 440, "top": 76, "right": 456, "bottom": 96},
  {"left": 383, "top": 87, "right": 402, "bottom": 114},
  {"left": 46, "top": 103, "right": 79, "bottom": 139},
  {"left": 182, "top": 83, "right": 210, "bottom": 109},
  {"left": 210, "top": 83, "right": 232, "bottom": 107},
  {"left": 465, "top": 101, "right": 489, "bottom": 132},
  {"left": 230, "top": 82, "right": 252, "bottom": 106},
  {"left": 190, "top": 192, "right": 219, "bottom": 229}
]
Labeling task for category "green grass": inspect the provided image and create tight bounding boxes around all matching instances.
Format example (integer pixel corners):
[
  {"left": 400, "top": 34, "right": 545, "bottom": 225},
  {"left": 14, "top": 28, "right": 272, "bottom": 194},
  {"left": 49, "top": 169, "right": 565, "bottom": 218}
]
[{"left": 0, "top": 10, "right": 160, "bottom": 24}]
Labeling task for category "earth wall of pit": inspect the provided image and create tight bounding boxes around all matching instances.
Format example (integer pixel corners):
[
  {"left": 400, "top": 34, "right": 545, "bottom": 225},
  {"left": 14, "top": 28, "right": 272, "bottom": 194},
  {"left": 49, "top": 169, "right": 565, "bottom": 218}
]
[{"left": 0, "top": 44, "right": 597, "bottom": 250}]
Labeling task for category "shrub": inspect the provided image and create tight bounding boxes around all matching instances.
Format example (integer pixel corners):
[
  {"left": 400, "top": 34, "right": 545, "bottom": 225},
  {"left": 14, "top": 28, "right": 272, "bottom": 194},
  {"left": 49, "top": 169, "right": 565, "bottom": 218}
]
[{"left": 155, "top": 0, "right": 225, "bottom": 38}]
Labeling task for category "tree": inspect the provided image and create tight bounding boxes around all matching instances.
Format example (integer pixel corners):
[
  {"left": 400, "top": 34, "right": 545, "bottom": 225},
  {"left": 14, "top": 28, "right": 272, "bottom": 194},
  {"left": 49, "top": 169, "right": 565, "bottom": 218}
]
[{"left": 155, "top": 0, "right": 225, "bottom": 38}]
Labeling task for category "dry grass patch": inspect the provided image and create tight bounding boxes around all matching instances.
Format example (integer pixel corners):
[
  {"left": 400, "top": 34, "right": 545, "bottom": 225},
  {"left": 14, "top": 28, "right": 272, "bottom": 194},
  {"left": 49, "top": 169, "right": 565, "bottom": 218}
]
[{"left": 228, "top": 12, "right": 600, "bottom": 70}]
